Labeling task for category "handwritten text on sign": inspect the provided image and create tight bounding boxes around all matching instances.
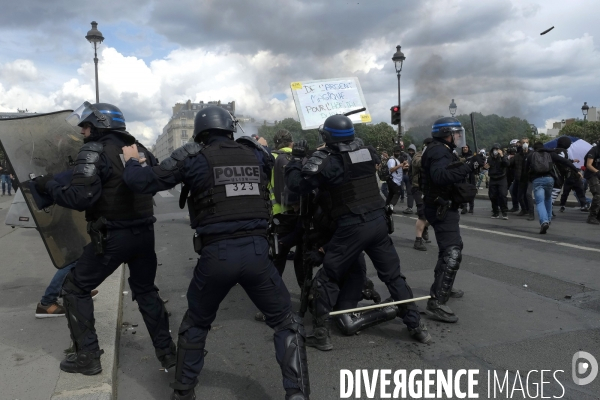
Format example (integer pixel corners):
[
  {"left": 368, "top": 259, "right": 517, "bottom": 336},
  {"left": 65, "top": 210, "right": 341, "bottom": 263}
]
[{"left": 290, "top": 77, "right": 371, "bottom": 130}]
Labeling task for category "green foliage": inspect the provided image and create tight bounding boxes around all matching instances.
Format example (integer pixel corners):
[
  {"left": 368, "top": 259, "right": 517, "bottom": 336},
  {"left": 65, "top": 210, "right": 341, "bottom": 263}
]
[
  {"left": 558, "top": 121, "right": 600, "bottom": 144},
  {"left": 257, "top": 119, "right": 398, "bottom": 153},
  {"left": 405, "top": 113, "right": 532, "bottom": 151}
]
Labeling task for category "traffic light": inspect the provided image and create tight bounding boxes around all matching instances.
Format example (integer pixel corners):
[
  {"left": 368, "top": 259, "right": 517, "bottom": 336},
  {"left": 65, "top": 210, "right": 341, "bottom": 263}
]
[{"left": 390, "top": 105, "right": 400, "bottom": 125}]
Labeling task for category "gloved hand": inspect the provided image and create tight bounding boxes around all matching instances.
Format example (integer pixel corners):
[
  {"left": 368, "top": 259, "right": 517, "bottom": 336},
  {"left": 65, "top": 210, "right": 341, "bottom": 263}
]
[
  {"left": 34, "top": 174, "right": 54, "bottom": 194},
  {"left": 291, "top": 140, "right": 308, "bottom": 158},
  {"left": 465, "top": 153, "right": 486, "bottom": 170}
]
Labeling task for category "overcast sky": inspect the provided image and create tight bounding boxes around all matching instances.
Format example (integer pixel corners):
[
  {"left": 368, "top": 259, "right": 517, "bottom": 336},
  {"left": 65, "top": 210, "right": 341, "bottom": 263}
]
[{"left": 1, "top": 0, "right": 599, "bottom": 145}]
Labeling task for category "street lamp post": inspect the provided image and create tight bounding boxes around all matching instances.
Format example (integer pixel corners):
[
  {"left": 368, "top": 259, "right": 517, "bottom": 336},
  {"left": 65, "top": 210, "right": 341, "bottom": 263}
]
[
  {"left": 392, "top": 45, "right": 406, "bottom": 143},
  {"left": 582, "top": 102, "right": 589, "bottom": 141},
  {"left": 449, "top": 99, "right": 457, "bottom": 117},
  {"left": 85, "top": 21, "right": 104, "bottom": 104}
]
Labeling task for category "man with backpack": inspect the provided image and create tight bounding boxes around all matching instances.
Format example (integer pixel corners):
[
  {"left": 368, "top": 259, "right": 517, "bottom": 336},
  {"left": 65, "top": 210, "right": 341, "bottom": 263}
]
[
  {"left": 378, "top": 151, "right": 390, "bottom": 198},
  {"left": 526, "top": 142, "right": 581, "bottom": 234}
]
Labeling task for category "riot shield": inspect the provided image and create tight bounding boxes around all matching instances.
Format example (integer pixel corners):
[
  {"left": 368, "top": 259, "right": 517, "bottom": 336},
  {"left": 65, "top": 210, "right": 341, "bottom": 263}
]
[
  {"left": 0, "top": 111, "right": 89, "bottom": 268},
  {"left": 5, "top": 189, "right": 36, "bottom": 228}
]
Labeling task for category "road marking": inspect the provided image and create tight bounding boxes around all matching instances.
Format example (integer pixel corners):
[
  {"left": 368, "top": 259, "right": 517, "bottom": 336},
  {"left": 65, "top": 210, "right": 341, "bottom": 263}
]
[
  {"left": 394, "top": 215, "right": 600, "bottom": 253},
  {"left": 158, "top": 191, "right": 174, "bottom": 198}
]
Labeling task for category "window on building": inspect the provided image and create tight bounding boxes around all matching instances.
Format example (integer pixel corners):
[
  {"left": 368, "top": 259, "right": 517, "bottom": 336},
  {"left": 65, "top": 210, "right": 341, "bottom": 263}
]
[
  {"left": 192, "top": 105, "right": 196, "bottom": 110},
  {"left": 181, "top": 130, "right": 188, "bottom": 138}
]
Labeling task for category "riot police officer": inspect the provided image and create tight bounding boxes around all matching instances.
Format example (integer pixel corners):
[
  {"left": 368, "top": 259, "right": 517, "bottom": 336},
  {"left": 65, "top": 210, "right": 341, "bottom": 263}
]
[
  {"left": 121, "top": 106, "right": 310, "bottom": 400},
  {"left": 584, "top": 139, "right": 600, "bottom": 225},
  {"left": 421, "top": 117, "right": 485, "bottom": 323},
  {"left": 33, "top": 102, "right": 175, "bottom": 375},
  {"left": 285, "top": 114, "right": 431, "bottom": 351}
]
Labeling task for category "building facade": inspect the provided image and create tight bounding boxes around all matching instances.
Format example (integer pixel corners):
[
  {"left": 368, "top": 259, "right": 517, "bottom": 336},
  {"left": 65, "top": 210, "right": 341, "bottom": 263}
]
[{"left": 153, "top": 100, "right": 235, "bottom": 162}]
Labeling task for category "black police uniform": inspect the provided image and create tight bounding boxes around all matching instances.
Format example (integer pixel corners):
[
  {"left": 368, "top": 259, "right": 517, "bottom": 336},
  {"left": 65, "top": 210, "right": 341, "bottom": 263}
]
[
  {"left": 584, "top": 145, "right": 600, "bottom": 222},
  {"left": 421, "top": 137, "right": 478, "bottom": 323},
  {"left": 122, "top": 134, "right": 310, "bottom": 399},
  {"left": 286, "top": 139, "right": 425, "bottom": 347},
  {"left": 41, "top": 131, "right": 174, "bottom": 373}
]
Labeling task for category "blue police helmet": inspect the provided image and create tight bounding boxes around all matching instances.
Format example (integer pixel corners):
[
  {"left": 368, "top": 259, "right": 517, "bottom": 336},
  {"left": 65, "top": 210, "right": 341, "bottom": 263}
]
[
  {"left": 77, "top": 102, "right": 126, "bottom": 131},
  {"left": 431, "top": 117, "right": 462, "bottom": 138},
  {"left": 319, "top": 114, "right": 355, "bottom": 144}
]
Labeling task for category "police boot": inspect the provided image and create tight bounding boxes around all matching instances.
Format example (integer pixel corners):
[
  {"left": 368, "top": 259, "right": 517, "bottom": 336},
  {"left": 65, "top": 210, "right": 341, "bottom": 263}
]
[
  {"left": 449, "top": 288, "right": 464, "bottom": 298},
  {"left": 408, "top": 321, "right": 432, "bottom": 344},
  {"left": 306, "top": 326, "right": 332, "bottom": 351},
  {"left": 171, "top": 389, "right": 196, "bottom": 400},
  {"left": 425, "top": 299, "right": 458, "bottom": 323},
  {"left": 587, "top": 215, "right": 600, "bottom": 225},
  {"left": 413, "top": 237, "right": 427, "bottom": 251},
  {"left": 60, "top": 349, "right": 104, "bottom": 375},
  {"left": 156, "top": 341, "right": 177, "bottom": 370}
]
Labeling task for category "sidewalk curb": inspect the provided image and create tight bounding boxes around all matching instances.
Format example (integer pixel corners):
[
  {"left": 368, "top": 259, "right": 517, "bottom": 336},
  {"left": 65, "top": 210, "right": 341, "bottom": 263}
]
[{"left": 50, "top": 265, "right": 124, "bottom": 400}]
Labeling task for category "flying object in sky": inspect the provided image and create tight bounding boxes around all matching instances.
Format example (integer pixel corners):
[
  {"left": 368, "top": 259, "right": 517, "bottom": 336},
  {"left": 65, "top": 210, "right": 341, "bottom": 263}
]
[{"left": 540, "top": 26, "right": 555, "bottom": 35}]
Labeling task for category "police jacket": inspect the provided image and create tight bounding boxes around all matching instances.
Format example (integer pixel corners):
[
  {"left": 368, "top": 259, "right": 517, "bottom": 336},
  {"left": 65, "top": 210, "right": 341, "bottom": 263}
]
[
  {"left": 45, "top": 132, "right": 156, "bottom": 228},
  {"left": 123, "top": 135, "right": 273, "bottom": 240},
  {"left": 584, "top": 146, "right": 600, "bottom": 180},
  {"left": 421, "top": 138, "right": 473, "bottom": 205},
  {"left": 285, "top": 140, "right": 385, "bottom": 227},
  {"left": 487, "top": 154, "right": 509, "bottom": 180}
]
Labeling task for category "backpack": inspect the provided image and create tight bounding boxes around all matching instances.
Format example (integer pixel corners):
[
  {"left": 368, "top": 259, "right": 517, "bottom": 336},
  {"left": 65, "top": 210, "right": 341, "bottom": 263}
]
[
  {"left": 272, "top": 150, "right": 296, "bottom": 205},
  {"left": 530, "top": 151, "right": 552, "bottom": 174},
  {"left": 378, "top": 158, "right": 396, "bottom": 181}
]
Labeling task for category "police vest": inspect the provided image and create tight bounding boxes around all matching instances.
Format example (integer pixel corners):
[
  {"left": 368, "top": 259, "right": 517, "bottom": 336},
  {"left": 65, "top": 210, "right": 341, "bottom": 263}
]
[
  {"left": 326, "top": 147, "right": 385, "bottom": 220},
  {"left": 421, "top": 140, "right": 456, "bottom": 204},
  {"left": 85, "top": 136, "right": 154, "bottom": 221},
  {"left": 188, "top": 140, "right": 271, "bottom": 227}
]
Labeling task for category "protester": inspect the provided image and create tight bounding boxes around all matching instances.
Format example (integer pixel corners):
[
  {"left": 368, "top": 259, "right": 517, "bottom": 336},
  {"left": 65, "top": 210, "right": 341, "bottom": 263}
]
[
  {"left": 487, "top": 143, "right": 509, "bottom": 219},
  {"left": 402, "top": 144, "right": 417, "bottom": 214},
  {"left": 385, "top": 146, "right": 407, "bottom": 208},
  {"left": 583, "top": 140, "right": 600, "bottom": 225},
  {"left": 526, "top": 142, "right": 581, "bottom": 234}
]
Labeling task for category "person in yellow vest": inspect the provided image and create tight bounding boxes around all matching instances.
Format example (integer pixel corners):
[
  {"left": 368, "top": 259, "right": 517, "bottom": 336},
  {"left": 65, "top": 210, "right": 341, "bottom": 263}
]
[{"left": 255, "top": 129, "right": 303, "bottom": 322}]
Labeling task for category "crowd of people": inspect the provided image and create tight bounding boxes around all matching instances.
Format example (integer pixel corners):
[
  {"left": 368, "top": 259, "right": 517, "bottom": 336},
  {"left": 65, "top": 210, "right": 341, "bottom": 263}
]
[
  {"left": 380, "top": 135, "right": 600, "bottom": 236},
  {"left": 11, "top": 101, "right": 599, "bottom": 400}
]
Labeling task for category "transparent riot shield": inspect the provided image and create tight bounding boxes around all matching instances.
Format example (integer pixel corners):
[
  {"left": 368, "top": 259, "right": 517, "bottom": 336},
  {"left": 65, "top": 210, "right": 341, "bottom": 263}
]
[
  {"left": 5, "top": 189, "right": 36, "bottom": 228},
  {"left": 0, "top": 111, "right": 89, "bottom": 268}
]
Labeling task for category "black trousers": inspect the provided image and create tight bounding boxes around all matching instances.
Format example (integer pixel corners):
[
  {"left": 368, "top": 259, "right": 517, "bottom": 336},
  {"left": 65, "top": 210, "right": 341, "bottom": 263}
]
[
  {"left": 424, "top": 207, "right": 463, "bottom": 300},
  {"left": 316, "top": 215, "right": 420, "bottom": 328},
  {"left": 179, "top": 236, "right": 295, "bottom": 385},
  {"left": 273, "top": 238, "right": 304, "bottom": 288},
  {"left": 560, "top": 176, "right": 586, "bottom": 207},
  {"left": 67, "top": 225, "right": 172, "bottom": 351},
  {"left": 517, "top": 180, "right": 533, "bottom": 212},
  {"left": 509, "top": 179, "right": 519, "bottom": 209},
  {"left": 385, "top": 179, "right": 402, "bottom": 206},
  {"left": 489, "top": 178, "right": 508, "bottom": 213}
]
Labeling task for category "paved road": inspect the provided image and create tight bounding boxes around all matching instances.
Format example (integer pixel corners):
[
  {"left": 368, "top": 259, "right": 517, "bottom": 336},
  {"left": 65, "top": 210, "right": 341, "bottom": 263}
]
[{"left": 117, "top": 193, "right": 600, "bottom": 399}]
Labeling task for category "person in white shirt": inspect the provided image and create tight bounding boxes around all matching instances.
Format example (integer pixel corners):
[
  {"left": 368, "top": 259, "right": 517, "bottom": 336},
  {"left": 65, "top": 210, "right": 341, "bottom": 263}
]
[{"left": 385, "top": 146, "right": 407, "bottom": 206}]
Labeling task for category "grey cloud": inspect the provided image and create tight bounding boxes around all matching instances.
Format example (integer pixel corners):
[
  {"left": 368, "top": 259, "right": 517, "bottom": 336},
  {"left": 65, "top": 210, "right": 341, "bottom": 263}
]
[{"left": 149, "top": 0, "right": 421, "bottom": 56}]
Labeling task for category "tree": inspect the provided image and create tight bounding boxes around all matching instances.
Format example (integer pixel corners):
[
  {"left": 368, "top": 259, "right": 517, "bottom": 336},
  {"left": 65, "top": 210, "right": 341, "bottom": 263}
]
[
  {"left": 558, "top": 121, "right": 600, "bottom": 144},
  {"left": 406, "top": 113, "right": 532, "bottom": 151}
]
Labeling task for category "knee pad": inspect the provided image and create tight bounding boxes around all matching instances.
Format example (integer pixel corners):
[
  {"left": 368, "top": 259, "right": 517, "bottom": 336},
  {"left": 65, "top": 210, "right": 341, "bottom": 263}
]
[
  {"left": 335, "top": 307, "right": 397, "bottom": 336},
  {"left": 171, "top": 311, "right": 208, "bottom": 390},
  {"left": 311, "top": 269, "right": 339, "bottom": 326},
  {"left": 273, "top": 313, "right": 310, "bottom": 396},
  {"left": 61, "top": 272, "right": 96, "bottom": 351}
]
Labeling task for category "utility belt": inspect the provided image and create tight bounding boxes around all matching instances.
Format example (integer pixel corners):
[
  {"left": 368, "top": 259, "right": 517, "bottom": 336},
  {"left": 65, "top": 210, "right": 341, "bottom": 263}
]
[
  {"left": 87, "top": 217, "right": 107, "bottom": 256},
  {"left": 337, "top": 208, "right": 385, "bottom": 227},
  {"left": 192, "top": 228, "right": 267, "bottom": 253}
]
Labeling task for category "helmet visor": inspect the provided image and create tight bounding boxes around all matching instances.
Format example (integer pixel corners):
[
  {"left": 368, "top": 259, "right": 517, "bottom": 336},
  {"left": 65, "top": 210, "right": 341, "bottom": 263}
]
[
  {"left": 65, "top": 102, "right": 92, "bottom": 127},
  {"left": 452, "top": 127, "right": 467, "bottom": 148}
]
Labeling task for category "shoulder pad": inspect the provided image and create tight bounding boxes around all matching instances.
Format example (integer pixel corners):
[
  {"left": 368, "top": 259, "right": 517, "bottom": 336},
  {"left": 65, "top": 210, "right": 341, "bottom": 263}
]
[
  {"left": 80, "top": 142, "right": 104, "bottom": 153},
  {"left": 236, "top": 136, "right": 270, "bottom": 156},
  {"left": 159, "top": 157, "right": 179, "bottom": 171},
  {"left": 334, "top": 141, "right": 361, "bottom": 153},
  {"left": 73, "top": 163, "right": 97, "bottom": 177},
  {"left": 302, "top": 150, "right": 330, "bottom": 175},
  {"left": 170, "top": 142, "right": 204, "bottom": 161}
]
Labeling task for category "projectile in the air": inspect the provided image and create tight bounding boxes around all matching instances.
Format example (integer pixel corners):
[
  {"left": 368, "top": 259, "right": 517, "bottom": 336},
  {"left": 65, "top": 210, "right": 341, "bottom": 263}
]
[{"left": 540, "top": 26, "right": 555, "bottom": 35}]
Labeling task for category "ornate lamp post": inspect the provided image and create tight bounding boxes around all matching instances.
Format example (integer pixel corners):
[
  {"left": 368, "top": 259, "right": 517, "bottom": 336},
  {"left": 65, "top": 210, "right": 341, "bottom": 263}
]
[
  {"left": 85, "top": 21, "right": 104, "bottom": 103},
  {"left": 392, "top": 45, "right": 406, "bottom": 142},
  {"left": 449, "top": 99, "right": 457, "bottom": 117}
]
